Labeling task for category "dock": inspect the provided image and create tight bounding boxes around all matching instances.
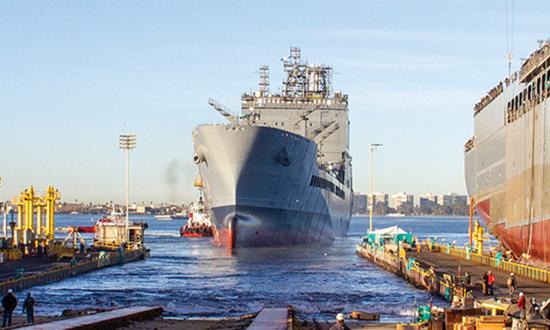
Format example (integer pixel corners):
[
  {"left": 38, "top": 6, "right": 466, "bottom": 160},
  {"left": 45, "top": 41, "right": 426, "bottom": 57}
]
[
  {"left": 357, "top": 241, "right": 550, "bottom": 307},
  {"left": 407, "top": 249, "right": 550, "bottom": 302},
  {"left": 0, "top": 248, "right": 147, "bottom": 295},
  {"left": 19, "top": 306, "right": 163, "bottom": 330},
  {"left": 357, "top": 241, "right": 550, "bottom": 329},
  {"left": 247, "top": 308, "right": 289, "bottom": 330},
  {"left": 0, "top": 185, "right": 150, "bottom": 295}
]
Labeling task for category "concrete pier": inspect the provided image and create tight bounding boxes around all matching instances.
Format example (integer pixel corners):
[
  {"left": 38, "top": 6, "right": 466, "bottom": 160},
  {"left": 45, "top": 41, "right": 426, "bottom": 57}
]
[
  {"left": 407, "top": 250, "right": 550, "bottom": 302},
  {"left": 356, "top": 244, "right": 550, "bottom": 304},
  {"left": 356, "top": 244, "right": 550, "bottom": 329},
  {"left": 0, "top": 249, "right": 147, "bottom": 295}
]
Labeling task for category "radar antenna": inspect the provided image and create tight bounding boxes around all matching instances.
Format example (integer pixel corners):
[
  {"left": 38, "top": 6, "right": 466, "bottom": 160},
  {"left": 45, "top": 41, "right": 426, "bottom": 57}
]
[{"left": 259, "top": 65, "right": 270, "bottom": 96}]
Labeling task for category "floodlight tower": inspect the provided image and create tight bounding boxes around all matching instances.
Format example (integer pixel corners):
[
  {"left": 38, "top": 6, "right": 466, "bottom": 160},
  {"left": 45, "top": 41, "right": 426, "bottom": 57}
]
[{"left": 119, "top": 134, "right": 136, "bottom": 242}]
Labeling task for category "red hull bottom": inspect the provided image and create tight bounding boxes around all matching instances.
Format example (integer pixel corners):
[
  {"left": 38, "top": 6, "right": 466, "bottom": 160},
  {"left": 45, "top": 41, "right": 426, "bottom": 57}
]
[
  {"left": 477, "top": 199, "right": 550, "bottom": 265},
  {"left": 182, "top": 232, "right": 212, "bottom": 238},
  {"left": 492, "top": 221, "right": 550, "bottom": 264},
  {"left": 180, "top": 225, "right": 213, "bottom": 238}
]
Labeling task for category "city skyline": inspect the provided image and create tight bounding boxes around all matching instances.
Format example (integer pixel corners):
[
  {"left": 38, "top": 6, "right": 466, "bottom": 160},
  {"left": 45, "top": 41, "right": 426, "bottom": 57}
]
[{"left": 1, "top": 1, "right": 549, "bottom": 203}]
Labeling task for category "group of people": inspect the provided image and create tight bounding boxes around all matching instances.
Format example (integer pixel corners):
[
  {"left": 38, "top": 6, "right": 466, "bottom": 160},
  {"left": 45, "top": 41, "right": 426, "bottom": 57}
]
[
  {"left": 1, "top": 289, "right": 35, "bottom": 328},
  {"left": 481, "top": 270, "right": 497, "bottom": 296},
  {"left": 475, "top": 270, "right": 546, "bottom": 320},
  {"left": 479, "top": 271, "right": 518, "bottom": 299}
]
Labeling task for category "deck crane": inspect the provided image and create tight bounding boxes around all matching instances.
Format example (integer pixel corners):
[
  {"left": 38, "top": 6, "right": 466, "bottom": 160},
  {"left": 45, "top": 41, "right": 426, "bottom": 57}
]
[{"left": 208, "top": 99, "right": 239, "bottom": 125}]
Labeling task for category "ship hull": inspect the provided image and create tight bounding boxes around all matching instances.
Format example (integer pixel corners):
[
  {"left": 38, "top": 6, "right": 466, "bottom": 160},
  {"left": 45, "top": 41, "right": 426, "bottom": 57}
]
[
  {"left": 465, "top": 84, "right": 550, "bottom": 265},
  {"left": 475, "top": 198, "right": 550, "bottom": 264},
  {"left": 193, "top": 125, "right": 352, "bottom": 248}
]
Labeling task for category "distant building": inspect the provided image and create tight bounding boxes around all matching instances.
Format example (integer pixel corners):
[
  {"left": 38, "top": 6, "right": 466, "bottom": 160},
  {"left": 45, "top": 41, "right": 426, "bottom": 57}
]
[
  {"left": 353, "top": 193, "right": 388, "bottom": 214},
  {"left": 389, "top": 192, "right": 414, "bottom": 210},
  {"left": 419, "top": 193, "right": 438, "bottom": 208},
  {"left": 353, "top": 194, "right": 368, "bottom": 214},
  {"left": 437, "top": 194, "right": 453, "bottom": 207},
  {"left": 437, "top": 193, "right": 467, "bottom": 206},
  {"left": 368, "top": 193, "right": 389, "bottom": 214}
]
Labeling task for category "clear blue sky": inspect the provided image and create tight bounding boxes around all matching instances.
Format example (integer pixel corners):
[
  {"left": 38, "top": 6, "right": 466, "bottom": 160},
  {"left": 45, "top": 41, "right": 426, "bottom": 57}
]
[{"left": 0, "top": 1, "right": 547, "bottom": 204}]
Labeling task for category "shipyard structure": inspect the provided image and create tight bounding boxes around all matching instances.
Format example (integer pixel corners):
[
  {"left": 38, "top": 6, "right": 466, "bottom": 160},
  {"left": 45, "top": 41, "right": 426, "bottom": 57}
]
[
  {"left": 465, "top": 41, "right": 550, "bottom": 266},
  {"left": 193, "top": 48, "right": 353, "bottom": 247}
]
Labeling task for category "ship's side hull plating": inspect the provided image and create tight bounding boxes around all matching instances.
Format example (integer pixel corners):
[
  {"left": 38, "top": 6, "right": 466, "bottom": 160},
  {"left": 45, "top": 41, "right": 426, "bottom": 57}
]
[
  {"left": 465, "top": 85, "right": 550, "bottom": 265},
  {"left": 193, "top": 125, "right": 352, "bottom": 247}
]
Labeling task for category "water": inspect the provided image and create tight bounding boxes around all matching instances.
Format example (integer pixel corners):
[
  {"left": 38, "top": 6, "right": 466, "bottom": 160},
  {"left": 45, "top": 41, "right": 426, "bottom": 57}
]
[{"left": 21, "top": 215, "right": 472, "bottom": 322}]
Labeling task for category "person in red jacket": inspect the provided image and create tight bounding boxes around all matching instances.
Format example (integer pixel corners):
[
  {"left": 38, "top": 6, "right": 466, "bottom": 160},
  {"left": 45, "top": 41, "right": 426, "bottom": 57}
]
[
  {"left": 517, "top": 292, "right": 526, "bottom": 319},
  {"left": 487, "top": 271, "right": 496, "bottom": 295}
]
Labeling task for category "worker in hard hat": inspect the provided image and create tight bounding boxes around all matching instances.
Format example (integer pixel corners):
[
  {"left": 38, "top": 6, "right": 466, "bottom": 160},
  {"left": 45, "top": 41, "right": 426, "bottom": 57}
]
[
  {"left": 2, "top": 288, "right": 17, "bottom": 328},
  {"left": 329, "top": 313, "right": 350, "bottom": 330}
]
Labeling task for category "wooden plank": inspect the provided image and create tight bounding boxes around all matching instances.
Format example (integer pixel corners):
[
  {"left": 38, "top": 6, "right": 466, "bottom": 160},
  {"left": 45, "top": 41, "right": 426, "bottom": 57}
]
[
  {"left": 19, "top": 306, "right": 163, "bottom": 330},
  {"left": 247, "top": 308, "right": 288, "bottom": 330}
]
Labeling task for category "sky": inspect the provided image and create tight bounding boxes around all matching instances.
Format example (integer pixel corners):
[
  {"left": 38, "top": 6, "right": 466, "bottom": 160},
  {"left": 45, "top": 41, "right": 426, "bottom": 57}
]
[{"left": 0, "top": 1, "right": 548, "bottom": 204}]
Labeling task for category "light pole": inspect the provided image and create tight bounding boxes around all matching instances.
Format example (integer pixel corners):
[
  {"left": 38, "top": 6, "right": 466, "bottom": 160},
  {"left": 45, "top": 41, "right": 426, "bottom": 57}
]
[
  {"left": 0, "top": 176, "right": 6, "bottom": 238},
  {"left": 369, "top": 143, "right": 383, "bottom": 233},
  {"left": 119, "top": 134, "right": 136, "bottom": 243},
  {"left": 2, "top": 202, "right": 11, "bottom": 239}
]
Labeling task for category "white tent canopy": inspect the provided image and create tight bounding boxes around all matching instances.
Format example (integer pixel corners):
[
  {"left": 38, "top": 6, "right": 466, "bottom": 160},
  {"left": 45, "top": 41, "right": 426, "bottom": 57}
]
[{"left": 369, "top": 225, "right": 407, "bottom": 236}]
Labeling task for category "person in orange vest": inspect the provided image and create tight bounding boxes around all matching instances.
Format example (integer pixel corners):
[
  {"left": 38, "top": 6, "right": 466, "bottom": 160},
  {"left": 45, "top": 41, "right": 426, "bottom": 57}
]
[
  {"left": 487, "top": 271, "right": 496, "bottom": 296},
  {"left": 517, "top": 292, "right": 526, "bottom": 319}
]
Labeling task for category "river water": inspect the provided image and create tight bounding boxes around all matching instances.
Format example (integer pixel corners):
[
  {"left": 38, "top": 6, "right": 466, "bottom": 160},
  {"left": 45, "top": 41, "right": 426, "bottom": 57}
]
[{"left": 21, "top": 215, "right": 472, "bottom": 322}]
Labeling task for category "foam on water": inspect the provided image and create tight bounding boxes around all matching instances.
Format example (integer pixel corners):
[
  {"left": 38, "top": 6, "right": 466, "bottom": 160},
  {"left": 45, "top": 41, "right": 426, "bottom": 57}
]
[{"left": 21, "top": 215, "right": 471, "bottom": 322}]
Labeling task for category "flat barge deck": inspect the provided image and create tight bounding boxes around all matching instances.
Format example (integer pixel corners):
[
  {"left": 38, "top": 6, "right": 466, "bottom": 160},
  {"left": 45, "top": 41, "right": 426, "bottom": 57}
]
[{"left": 0, "top": 248, "right": 147, "bottom": 295}]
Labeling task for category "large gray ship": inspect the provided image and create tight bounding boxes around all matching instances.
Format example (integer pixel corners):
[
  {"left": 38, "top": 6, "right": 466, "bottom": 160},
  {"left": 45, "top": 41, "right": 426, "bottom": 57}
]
[{"left": 192, "top": 48, "right": 353, "bottom": 248}]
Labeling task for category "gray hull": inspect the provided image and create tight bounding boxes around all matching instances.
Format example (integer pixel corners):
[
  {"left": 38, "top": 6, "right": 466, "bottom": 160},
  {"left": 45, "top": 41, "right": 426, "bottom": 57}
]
[{"left": 193, "top": 125, "right": 352, "bottom": 247}]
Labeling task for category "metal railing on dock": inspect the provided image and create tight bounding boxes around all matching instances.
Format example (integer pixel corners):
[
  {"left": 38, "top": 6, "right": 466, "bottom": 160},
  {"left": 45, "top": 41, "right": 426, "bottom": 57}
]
[{"left": 435, "top": 244, "right": 550, "bottom": 284}]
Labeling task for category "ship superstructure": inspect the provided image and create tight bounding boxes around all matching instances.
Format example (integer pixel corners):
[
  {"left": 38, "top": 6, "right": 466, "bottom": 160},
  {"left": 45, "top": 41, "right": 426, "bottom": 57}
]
[
  {"left": 465, "top": 41, "right": 550, "bottom": 265},
  {"left": 193, "top": 47, "right": 353, "bottom": 247}
]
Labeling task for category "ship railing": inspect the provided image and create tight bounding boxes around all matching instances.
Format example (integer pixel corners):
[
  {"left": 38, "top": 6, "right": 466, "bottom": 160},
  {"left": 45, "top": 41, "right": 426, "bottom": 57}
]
[
  {"left": 520, "top": 43, "right": 550, "bottom": 83},
  {"left": 473, "top": 82, "right": 504, "bottom": 116},
  {"left": 464, "top": 137, "right": 474, "bottom": 153},
  {"left": 433, "top": 244, "right": 550, "bottom": 284}
]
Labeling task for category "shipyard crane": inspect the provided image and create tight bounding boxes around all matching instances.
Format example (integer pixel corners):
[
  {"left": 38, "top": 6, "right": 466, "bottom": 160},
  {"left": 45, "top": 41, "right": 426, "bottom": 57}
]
[{"left": 208, "top": 99, "right": 239, "bottom": 125}]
